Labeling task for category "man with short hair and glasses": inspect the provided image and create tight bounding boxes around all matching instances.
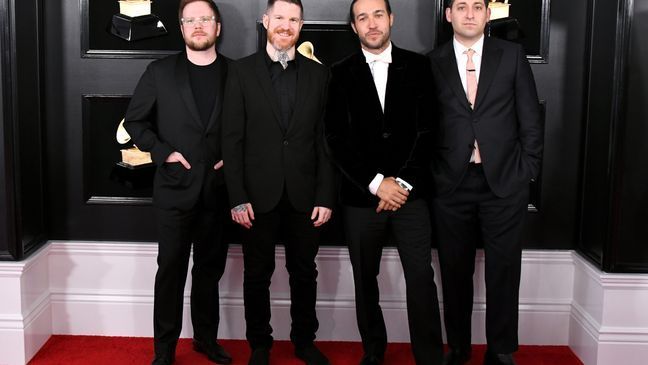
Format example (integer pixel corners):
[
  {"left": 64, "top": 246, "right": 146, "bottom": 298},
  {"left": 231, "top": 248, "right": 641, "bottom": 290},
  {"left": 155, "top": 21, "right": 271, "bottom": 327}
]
[
  {"left": 222, "top": 1, "right": 335, "bottom": 364},
  {"left": 124, "top": 1, "right": 232, "bottom": 364}
]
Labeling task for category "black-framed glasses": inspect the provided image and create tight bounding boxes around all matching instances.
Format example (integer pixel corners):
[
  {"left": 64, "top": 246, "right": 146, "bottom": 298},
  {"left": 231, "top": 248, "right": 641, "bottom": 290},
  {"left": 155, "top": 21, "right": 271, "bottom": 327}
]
[{"left": 180, "top": 16, "right": 216, "bottom": 27}]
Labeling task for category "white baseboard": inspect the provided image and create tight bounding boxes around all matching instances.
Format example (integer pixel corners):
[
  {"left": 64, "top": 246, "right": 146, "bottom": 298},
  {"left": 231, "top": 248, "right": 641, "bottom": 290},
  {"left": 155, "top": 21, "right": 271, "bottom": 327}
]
[
  {"left": 2, "top": 241, "right": 648, "bottom": 365},
  {"left": 569, "top": 255, "right": 648, "bottom": 365},
  {"left": 0, "top": 245, "right": 52, "bottom": 365}
]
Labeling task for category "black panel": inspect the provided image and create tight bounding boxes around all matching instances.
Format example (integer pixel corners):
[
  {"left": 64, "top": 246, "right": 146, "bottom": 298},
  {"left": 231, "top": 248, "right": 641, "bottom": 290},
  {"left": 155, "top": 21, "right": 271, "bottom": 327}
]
[
  {"left": 0, "top": 0, "right": 47, "bottom": 260},
  {"left": 613, "top": 0, "right": 648, "bottom": 272},
  {"left": 578, "top": 0, "right": 620, "bottom": 266},
  {"left": 82, "top": 95, "right": 153, "bottom": 205},
  {"left": 82, "top": 0, "right": 184, "bottom": 58}
]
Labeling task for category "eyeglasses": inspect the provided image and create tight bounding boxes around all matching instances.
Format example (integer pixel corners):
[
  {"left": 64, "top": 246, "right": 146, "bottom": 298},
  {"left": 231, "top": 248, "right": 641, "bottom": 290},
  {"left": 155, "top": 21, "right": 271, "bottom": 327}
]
[{"left": 180, "top": 16, "right": 216, "bottom": 27}]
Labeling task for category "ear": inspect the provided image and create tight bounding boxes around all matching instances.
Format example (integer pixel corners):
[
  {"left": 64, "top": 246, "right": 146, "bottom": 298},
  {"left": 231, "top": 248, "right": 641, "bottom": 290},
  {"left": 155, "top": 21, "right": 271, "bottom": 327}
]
[
  {"left": 215, "top": 22, "right": 221, "bottom": 37},
  {"left": 445, "top": 7, "right": 452, "bottom": 23},
  {"left": 351, "top": 21, "right": 357, "bottom": 35},
  {"left": 389, "top": 13, "right": 394, "bottom": 27},
  {"left": 486, "top": 7, "right": 491, "bottom": 22},
  {"left": 297, "top": 19, "right": 304, "bottom": 34},
  {"left": 262, "top": 13, "right": 269, "bottom": 30}
]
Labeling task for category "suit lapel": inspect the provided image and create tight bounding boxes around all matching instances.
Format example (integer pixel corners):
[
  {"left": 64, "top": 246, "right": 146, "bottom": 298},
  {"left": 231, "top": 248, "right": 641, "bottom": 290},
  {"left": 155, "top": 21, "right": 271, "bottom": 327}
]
[
  {"left": 254, "top": 52, "right": 283, "bottom": 131},
  {"left": 174, "top": 55, "right": 203, "bottom": 129},
  {"left": 204, "top": 56, "right": 228, "bottom": 131},
  {"left": 286, "top": 54, "right": 310, "bottom": 133},
  {"left": 350, "top": 52, "right": 384, "bottom": 115},
  {"left": 474, "top": 38, "right": 502, "bottom": 111},
  {"left": 437, "top": 43, "right": 472, "bottom": 111},
  {"left": 384, "top": 46, "right": 407, "bottom": 117}
]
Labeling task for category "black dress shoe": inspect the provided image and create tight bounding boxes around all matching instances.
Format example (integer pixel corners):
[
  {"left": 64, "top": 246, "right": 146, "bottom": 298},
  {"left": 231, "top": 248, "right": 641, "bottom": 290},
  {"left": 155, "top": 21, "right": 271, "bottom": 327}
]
[
  {"left": 359, "top": 354, "right": 383, "bottom": 365},
  {"left": 193, "top": 339, "right": 233, "bottom": 364},
  {"left": 483, "top": 351, "right": 517, "bottom": 365},
  {"left": 442, "top": 349, "right": 471, "bottom": 365},
  {"left": 151, "top": 354, "right": 174, "bottom": 365},
  {"left": 249, "top": 347, "right": 271, "bottom": 365}
]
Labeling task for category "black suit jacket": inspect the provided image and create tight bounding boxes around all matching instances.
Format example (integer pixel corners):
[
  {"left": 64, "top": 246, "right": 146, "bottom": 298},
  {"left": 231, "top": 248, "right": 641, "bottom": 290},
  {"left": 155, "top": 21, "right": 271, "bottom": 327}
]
[
  {"left": 124, "top": 52, "right": 230, "bottom": 210},
  {"left": 325, "top": 45, "right": 435, "bottom": 207},
  {"left": 222, "top": 51, "right": 336, "bottom": 213},
  {"left": 428, "top": 37, "right": 543, "bottom": 198}
]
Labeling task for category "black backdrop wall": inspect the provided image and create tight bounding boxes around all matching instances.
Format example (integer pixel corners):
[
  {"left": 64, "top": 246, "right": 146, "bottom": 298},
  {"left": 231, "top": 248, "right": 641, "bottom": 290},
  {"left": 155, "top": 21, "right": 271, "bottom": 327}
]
[
  {"left": 40, "top": 0, "right": 585, "bottom": 248},
  {"left": 7, "top": 0, "right": 647, "bottom": 270}
]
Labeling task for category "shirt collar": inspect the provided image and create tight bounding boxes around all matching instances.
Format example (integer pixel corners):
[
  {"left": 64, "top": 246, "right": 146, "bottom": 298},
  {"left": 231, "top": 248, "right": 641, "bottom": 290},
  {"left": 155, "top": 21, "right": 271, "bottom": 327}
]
[
  {"left": 453, "top": 35, "right": 485, "bottom": 58},
  {"left": 362, "top": 42, "right": 393, "bottom": 64}
]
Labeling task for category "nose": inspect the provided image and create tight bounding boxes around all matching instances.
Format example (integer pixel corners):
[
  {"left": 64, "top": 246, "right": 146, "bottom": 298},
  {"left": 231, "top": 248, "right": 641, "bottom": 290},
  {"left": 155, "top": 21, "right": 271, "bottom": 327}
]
[
  {"left": 466, "top": 8, "right": 474, "bottom": 19},
  {"left": 368, "top": 16, "right": 377, "bottom": 28}
]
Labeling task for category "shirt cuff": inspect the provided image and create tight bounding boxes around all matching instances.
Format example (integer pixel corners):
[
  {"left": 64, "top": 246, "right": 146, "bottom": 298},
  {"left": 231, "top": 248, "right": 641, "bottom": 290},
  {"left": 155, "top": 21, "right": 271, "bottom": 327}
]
[{"left": 368, "top": 173, "right": 385, "bottom": 195}]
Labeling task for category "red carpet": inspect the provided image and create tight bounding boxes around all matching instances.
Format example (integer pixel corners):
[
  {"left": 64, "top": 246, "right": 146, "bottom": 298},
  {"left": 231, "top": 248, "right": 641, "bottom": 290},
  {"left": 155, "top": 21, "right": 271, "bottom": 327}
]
[{"left": 28, "top": 336, "right": 583, "bottom": 365}]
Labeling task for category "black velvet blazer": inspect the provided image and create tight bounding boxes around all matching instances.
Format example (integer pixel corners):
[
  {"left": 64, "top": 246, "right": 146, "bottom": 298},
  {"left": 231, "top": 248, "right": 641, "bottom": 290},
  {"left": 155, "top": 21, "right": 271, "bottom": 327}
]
[{"left": 325, "top": 45, "right": 435, "bottom": 207}]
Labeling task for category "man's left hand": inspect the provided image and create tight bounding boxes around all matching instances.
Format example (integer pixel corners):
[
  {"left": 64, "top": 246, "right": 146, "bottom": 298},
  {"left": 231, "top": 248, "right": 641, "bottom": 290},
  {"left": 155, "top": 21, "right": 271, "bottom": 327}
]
[
  {"left": 214, "top": 160, "right": 224, "bottom": 170},
  {"left": 311, "top": 206, "right": 332, "bottom": 227}
]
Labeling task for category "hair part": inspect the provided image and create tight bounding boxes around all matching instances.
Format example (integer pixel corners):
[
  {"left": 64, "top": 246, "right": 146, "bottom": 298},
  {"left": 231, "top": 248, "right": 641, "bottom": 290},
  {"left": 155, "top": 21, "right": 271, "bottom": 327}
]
[
  {"left": 349, "top": 0, "right": 392, "bottom": 24},
  {"left": 266, "top": 0, "right": 304, "bottom": 17},
  {"left": 178, "top": 0, "right": 221, "bottom": 23}
]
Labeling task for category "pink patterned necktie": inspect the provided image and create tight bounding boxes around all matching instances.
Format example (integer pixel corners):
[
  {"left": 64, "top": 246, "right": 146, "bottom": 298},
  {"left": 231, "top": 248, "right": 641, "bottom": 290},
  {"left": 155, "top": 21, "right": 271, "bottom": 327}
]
[{"left": 465, "top": 48, "right": 482, "bottom": 164}]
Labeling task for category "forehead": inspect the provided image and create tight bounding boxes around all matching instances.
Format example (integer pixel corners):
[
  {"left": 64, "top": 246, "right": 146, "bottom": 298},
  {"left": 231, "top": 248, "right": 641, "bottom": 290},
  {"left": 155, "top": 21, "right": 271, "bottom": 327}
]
[
  {"left": 451, "top": 0, "right": 486, "bottom": 7},
  {"left": 268, "top": 1, "right": 302, "bottom": 16},
  {"left": 182, "top": 1, "right": 214, "bottom": 17},
  {"left": 353, "top": 0, "right": 388, "bottom": 15}
]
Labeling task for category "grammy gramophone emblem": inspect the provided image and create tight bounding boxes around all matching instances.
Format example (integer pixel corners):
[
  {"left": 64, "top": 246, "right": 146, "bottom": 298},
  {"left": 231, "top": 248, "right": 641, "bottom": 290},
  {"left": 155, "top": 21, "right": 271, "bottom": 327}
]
[
  {"left": 297, "top": 41, "right": 322, "bottom": 64},
  {"left": 116, "top": 119, "right": 153, "bottom": 168},
  {"left": 110, "top": 0, "right": 167, "bottom": 42}
]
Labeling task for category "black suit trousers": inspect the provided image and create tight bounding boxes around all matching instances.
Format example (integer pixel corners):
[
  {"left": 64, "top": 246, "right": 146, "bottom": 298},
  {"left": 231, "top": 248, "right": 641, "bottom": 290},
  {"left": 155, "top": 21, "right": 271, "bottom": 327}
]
[
  {"left": 344, "top": 199, "right": 443, "bottom": 365},
  {"left": 241, "top": 194, "right": 320, "bottom": 349},
  {"left": 153, "top": 193, "right": 229, "bottom": 354},
  {"left": 432, "top": 164, "right": 528, "bottom": 354}
]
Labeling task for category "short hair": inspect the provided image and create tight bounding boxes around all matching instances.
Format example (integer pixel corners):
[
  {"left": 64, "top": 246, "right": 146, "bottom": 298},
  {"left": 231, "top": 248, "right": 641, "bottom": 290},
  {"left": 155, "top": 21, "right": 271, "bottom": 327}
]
[
  {"left": 349, "top": 0, "right": 392, "bottom": 24},
  {"left": 446, "top": 0, "right": 487, "bottom": 8},
  {"left": 178, "top": 0, "right": 221, "bottom": 23},
  {"left": 266, "top": 0, "right": 304, "bottom": 17}
]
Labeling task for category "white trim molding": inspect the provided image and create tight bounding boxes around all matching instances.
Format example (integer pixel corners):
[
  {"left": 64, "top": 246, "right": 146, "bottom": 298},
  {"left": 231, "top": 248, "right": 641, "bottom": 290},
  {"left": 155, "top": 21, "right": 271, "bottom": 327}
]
[
  {"left": 2, "top": 242, "right": 648, "bottom": 365},
  {"left": 0, "top": 245, "right": 52, "bottom": 365},
  {"left": 569, "top": 254, "right": 648, "bottom": 365}
]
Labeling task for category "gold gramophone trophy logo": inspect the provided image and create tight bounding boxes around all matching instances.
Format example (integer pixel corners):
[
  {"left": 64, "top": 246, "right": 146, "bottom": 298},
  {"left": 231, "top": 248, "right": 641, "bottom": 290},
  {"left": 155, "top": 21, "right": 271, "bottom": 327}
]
[
  {"left": 488, "top": 0, "right": 511, "bottom": 20},
  {"left": 111, "top": 0, "right": 168, "bottom": 42},
  {"left": 116, "top": 119, "right": 153, "bottom": 168},
  {"left": 297, "top": 41, "right": 322, "bottom": 64}
]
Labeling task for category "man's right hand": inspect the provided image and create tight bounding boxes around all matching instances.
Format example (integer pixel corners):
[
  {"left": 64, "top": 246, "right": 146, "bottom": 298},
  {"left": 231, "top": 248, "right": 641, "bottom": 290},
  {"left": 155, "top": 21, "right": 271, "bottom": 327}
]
[
  {"left": 376, "top": 177, "right": 409, "bottom": 209},
  {"left": 231, "top": 203, "right": 255, "bottom": 229},
  {"left": 165, "top": 151, "right": 191, "bottom": 170}
]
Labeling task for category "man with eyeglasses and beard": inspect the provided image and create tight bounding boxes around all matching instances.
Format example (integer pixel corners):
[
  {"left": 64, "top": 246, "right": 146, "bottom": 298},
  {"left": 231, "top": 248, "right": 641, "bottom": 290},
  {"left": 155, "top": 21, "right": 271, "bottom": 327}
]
[
  {"left": 124, "top": 1, "right": 232, "bottom": 364},
  {"left": 221, "top": 1, "right": 335, "bottom": 365}
]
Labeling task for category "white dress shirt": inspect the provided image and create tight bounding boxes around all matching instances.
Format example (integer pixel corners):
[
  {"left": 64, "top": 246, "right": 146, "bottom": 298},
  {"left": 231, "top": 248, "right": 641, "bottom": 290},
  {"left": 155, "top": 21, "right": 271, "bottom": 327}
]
[{"left": 453, "top": 35, "right": 484, "bottom": 96}]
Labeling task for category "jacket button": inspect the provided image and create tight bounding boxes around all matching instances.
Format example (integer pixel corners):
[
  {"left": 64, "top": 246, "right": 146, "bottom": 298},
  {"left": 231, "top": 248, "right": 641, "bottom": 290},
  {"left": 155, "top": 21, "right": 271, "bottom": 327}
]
[
  {"left": 283, "top": 140, "right": 289, "bottom": 146},
  {"left": 472, "top": 118, "right": 479, "bottom": 123}
]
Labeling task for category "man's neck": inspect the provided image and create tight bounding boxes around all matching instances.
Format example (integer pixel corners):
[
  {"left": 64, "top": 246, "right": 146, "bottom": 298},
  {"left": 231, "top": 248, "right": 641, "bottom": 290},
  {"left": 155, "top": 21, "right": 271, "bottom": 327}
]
[
  {"left": 454, "top": 34, "right": 483, "bottom": 49},
  {"left": 186, "top": 47, "right": 217, "bottom": 66},
  {"left": 266, "top": 42, "right": 295, "bottom": 61}
]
